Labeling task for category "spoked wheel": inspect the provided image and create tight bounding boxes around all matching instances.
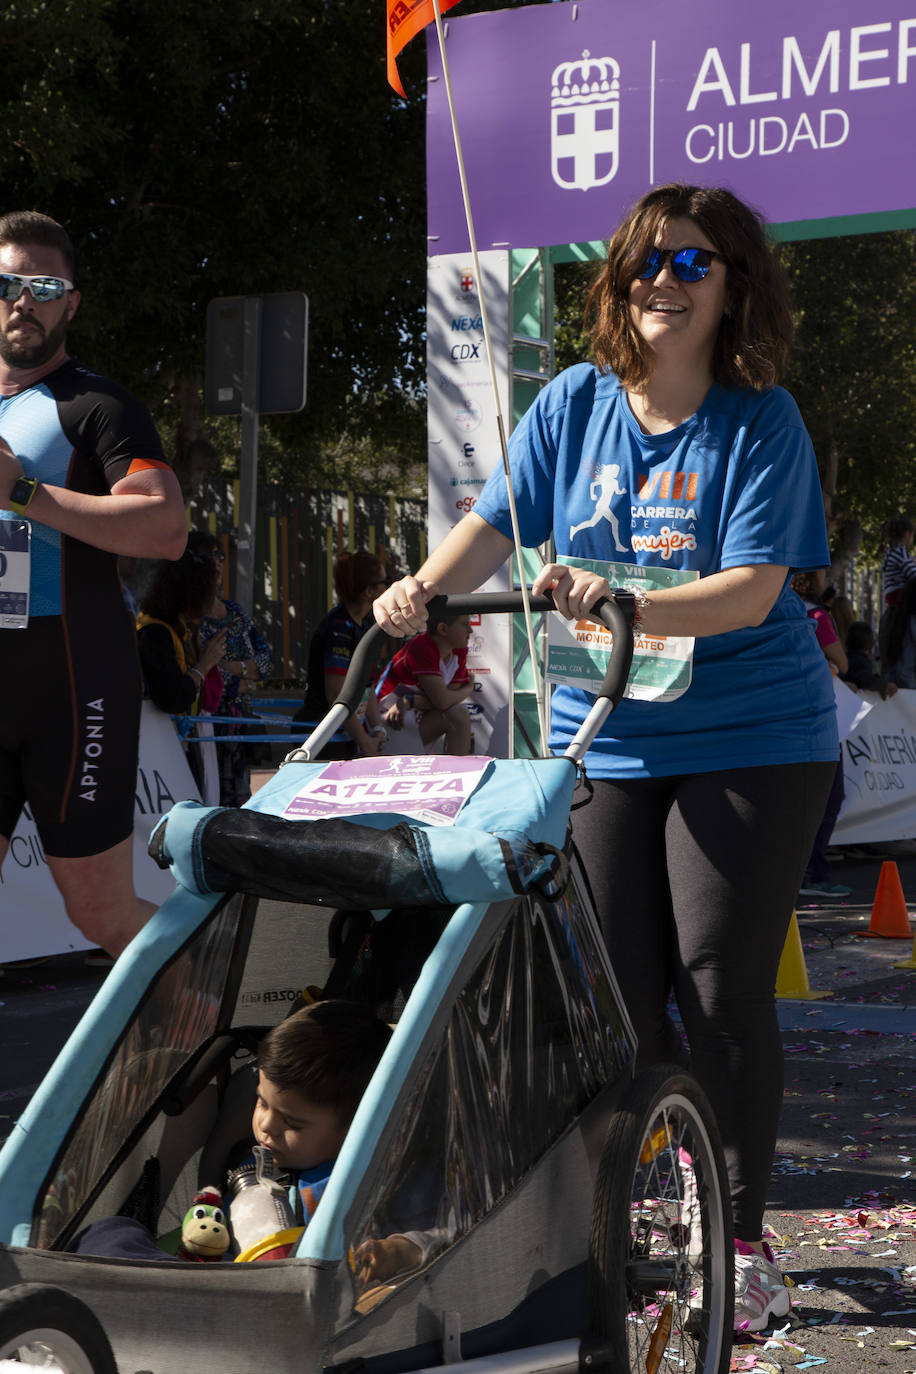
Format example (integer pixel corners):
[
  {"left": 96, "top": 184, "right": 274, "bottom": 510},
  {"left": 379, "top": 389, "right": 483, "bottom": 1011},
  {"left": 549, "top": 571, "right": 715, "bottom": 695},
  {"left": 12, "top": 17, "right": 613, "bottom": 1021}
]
[
  {"left": 0, "top": 1283, "right": 117, "bottom": 1373},
  {"left": 588, "top": 1065, "right": 734, "bottom": 1374}
]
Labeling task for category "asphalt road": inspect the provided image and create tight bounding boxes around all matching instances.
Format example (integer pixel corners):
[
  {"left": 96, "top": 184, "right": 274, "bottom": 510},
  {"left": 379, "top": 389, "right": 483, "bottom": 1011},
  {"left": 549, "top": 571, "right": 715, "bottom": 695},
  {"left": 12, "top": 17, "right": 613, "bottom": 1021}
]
[{"left": 2, "top": 839, "right": 916, "bottom": 1373}]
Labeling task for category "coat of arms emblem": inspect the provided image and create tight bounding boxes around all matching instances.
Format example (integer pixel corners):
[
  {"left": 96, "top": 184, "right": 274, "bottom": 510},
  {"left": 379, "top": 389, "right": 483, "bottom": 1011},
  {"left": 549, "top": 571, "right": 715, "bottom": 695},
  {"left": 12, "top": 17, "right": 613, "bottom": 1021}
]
[{"left": 551, "top": 50, "right": 620, "bottom": 191}]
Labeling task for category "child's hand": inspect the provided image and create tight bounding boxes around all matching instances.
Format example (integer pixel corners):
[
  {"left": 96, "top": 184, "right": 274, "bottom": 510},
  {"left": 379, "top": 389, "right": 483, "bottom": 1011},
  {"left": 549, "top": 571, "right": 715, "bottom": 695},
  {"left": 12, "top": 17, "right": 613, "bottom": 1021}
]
[
  {"left": 354, "top": 1237, "right": 397, "bottom": 1285},
  {"left": 353, "top": 1235, "right": 421, "bottom": 1285},
  {"left": 384, "top": 700, "right": 406, "bottom": 730}
]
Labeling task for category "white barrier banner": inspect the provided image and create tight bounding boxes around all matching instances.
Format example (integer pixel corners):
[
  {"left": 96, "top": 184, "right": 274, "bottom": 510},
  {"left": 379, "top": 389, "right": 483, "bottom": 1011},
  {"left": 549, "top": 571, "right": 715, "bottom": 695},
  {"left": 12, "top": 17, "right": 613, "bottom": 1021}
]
[
  {"left": 834, "top": 680, "right": 916, "bottom": 844},
  {"left": 0, "top": 701, "right": 201, "bottom": 962}
]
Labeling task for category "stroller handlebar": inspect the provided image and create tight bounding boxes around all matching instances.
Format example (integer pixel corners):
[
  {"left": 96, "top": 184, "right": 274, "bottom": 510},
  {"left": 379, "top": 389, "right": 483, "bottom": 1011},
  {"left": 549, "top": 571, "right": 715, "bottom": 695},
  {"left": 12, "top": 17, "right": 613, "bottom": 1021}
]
[{"left": 290, "top": 590, "right": 635, "bottom": 764}]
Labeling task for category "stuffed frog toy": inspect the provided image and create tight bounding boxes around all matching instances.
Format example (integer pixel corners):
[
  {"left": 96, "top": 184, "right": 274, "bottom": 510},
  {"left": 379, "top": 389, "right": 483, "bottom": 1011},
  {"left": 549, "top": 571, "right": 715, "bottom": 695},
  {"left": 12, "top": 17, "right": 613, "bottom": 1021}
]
[{"left": 177, "top": 1186, "right": 230, "bottom": 1262}]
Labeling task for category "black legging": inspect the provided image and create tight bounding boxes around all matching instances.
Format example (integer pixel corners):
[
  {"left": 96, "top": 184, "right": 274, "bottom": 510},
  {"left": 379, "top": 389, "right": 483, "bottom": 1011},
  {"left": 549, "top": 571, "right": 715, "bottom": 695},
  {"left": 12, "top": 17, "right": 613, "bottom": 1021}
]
[{"left": 571, "top": 760, "right": 835, "bottom": 1240}]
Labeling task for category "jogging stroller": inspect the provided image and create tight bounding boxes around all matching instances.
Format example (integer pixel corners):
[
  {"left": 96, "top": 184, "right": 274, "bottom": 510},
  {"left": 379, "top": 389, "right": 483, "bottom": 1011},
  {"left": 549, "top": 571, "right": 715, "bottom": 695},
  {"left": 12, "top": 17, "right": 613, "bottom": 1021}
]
[{"left": 0, "top": 592, "right": 733, "bottom": 1374}]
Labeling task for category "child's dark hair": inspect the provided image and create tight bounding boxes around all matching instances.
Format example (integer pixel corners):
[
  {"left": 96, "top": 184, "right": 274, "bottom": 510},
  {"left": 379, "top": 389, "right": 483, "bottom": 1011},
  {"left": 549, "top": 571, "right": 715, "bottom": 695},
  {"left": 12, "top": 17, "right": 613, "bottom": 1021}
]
[
  {"left": 884, "top": 516, "right": 914, "bottom": 543},
  {"left": 846, "top": 621, "right": 874, "bottom": 655},
  {"left": 425, "top": 595, "right": 466, "bottom": 631},
  {"left": 139, "top": 546, "right": 219, "bottom": 626},
  {"left": 257, "top": 1000, "right": 392, "bottom": 1124}
]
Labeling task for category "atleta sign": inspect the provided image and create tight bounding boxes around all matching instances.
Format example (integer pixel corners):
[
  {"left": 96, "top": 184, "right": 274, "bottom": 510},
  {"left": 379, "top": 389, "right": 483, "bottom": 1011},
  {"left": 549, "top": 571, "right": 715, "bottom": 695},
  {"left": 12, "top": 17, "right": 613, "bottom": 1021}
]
[{"left": 426, "top": 0, "right": 916, "bottom": 252}]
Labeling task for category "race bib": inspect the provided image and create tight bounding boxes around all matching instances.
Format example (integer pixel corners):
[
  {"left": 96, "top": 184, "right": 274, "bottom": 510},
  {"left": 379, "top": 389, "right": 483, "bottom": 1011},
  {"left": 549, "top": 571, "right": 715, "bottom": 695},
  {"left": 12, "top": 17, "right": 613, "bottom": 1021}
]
[
  {"left": 0, "top": 519, "right": 30, "bottom": 628},
  {"left": 283, "top": 754, "right": 490, "bottom": 827},
  {"left": 546, "top": 557, "right": 698, "bottom": 702}
]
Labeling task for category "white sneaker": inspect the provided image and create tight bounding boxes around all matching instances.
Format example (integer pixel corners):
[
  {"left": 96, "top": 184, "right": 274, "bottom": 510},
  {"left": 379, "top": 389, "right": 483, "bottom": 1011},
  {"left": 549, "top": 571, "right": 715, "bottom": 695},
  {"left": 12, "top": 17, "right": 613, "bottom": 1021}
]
[{"left": 734, "top": 1239, "right": 792, "bottom": 1332}]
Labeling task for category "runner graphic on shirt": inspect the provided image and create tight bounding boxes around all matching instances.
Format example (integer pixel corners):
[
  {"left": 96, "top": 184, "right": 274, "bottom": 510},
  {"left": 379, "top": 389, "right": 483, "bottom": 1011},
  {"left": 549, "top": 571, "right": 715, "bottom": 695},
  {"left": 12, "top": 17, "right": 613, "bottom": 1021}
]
[{"left": 569, "top": 463, "right": 629, "bottom": 551}]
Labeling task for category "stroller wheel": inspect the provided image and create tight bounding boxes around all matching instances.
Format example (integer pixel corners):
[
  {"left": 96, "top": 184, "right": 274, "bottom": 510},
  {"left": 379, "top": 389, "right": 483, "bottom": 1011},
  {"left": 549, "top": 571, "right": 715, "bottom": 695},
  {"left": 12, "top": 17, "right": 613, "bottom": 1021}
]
[
  {"left": 0, "top": 1282, "right": 117, "bottom": 1374},
  {"left": 588, "top": 1065, "right": 733, "bottom": 1374}
]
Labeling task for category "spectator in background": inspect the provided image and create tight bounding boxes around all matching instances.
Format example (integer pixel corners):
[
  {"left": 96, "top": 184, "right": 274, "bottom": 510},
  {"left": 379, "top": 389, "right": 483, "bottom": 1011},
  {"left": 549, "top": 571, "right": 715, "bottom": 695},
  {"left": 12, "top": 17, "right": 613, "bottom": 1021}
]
[
  {"left": 380, "top": 599, "right": 476, "bottom": 755},
  {"left": 792, "top": 569, "right": 850, "bottom": 899},
  {"left": 189, "top": 530, "right": 273, "bottom": 807},
  {"left": 137, "top": 547, "right": 227, "bottom": 800},
  {"left": 843, "top": 621, "right": 897, "bottom": 698},
  {"left": 881, "top": 576, "right": 916, "bottom": 689},
  {"left": 827, "top": 593, "right": 856, "bottom": 650},
  {"left": 293, "top": 550, "right": 388, "bottom": 759},
  {"left": 881, "top": 516, "right": 916, "bottom": 608}
]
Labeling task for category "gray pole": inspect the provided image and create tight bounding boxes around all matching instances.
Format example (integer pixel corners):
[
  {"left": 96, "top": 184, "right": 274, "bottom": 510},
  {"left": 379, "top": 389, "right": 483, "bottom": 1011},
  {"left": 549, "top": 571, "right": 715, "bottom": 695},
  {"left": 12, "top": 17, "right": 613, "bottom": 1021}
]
[{"left": 235, "top": 295, "right": 262, "bottom": 615}]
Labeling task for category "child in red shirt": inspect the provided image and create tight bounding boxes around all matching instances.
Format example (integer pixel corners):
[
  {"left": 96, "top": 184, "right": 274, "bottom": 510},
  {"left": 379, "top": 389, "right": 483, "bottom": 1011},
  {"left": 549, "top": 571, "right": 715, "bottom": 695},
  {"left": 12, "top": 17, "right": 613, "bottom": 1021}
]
[{"left": 381, "top": 603, "right": 475, "bottom": 754}]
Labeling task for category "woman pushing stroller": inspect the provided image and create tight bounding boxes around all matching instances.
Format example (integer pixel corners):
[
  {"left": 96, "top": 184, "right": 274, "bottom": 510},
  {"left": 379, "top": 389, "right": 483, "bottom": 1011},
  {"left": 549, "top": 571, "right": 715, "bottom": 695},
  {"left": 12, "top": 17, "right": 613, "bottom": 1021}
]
[{"left": 375, "top": 183, "right": 837, "bottom": 1333}]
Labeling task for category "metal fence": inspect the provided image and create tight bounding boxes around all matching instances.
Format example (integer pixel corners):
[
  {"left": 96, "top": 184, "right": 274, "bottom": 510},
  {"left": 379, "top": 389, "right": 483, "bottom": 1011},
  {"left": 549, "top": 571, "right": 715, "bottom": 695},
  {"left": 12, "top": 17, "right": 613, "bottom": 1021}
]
[{"left": 187, "top": 479, "right": 428, "bottom": 684}]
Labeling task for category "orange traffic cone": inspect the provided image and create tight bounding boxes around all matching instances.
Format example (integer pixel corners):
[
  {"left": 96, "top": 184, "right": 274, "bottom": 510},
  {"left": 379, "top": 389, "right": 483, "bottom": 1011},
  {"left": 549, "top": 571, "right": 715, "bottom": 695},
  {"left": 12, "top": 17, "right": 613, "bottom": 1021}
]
[
  {"left": 857, "top": 861, "right": 913, "bottom": 939},
  {"left": 776, "top": 912, "right": 831, "bottom": 1000}
]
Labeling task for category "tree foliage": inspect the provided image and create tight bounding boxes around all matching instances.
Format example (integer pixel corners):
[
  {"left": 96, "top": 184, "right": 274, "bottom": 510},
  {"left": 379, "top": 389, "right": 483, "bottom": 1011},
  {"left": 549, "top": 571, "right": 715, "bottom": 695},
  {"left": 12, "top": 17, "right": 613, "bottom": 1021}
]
[
  {"left": 0, "top": 0, "right": 540, "bottom": 495},
  {"left": 780, "top": 231, "right": 916, "bottom": 561},
  {"left": 553, "top": 232, "right": 916, "bottom": 562}
]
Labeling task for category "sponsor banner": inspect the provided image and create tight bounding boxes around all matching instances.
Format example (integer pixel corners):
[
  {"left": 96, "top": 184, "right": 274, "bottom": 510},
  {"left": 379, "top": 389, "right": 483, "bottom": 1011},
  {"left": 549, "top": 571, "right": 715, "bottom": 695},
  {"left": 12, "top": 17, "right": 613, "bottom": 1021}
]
[
  {"left": 427, "top": 0, "right": 916, "bottom": 254},
  {"left": 546, "top": 558, "right": 698, "bottom": 701},
  {"left": 0, "top": 702, "right": 201, "bottom": 961},
  {"left": 427, "top": 251, "right": 512, "bottom": 756},
  {"left": 834, "top": 680, "right": 916, "bottom": 844}
]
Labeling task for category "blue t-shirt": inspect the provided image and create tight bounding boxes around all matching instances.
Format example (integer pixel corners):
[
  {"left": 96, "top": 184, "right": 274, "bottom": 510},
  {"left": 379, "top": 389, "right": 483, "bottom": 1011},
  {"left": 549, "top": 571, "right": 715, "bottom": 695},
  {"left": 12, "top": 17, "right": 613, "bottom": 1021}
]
[{"left": 473, "top": 364, "right": 838, "bottom": 777}]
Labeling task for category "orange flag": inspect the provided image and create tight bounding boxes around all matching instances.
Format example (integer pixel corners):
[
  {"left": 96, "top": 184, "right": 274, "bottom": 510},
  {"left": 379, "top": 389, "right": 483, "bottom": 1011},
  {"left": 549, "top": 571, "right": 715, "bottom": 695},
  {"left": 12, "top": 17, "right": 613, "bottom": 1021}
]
[{"left": 387, "top": 0, "right": 463, "bottom": 96}]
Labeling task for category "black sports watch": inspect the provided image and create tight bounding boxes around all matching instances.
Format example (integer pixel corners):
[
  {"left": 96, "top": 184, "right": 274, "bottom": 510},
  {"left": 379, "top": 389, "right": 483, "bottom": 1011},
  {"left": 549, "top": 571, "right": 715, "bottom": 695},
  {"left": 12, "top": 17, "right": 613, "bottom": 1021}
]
[{"left": 8, "top": 474, "right": 39, "bottom": 516}]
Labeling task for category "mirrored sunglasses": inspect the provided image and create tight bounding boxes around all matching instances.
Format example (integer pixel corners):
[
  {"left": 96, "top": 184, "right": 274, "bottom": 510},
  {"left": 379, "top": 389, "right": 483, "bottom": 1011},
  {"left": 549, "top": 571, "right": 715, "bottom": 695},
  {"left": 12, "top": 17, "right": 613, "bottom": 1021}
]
[
  {"left": 0, "top": 272, "right": 74, "bottom": 303},
  {"left": 635, "top": 247, "right": 727, "bottom": 284}
]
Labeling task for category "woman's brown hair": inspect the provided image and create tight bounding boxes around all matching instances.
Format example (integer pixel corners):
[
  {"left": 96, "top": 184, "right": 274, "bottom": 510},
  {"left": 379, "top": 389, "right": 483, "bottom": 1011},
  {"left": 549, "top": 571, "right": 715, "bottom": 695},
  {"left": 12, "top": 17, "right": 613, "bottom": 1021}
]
[
  {"left": 334, "top": 549, "right": 386, "bottom": 604},
  {"left": 586, "top": 183, "right": 793, "bottom": 392}
]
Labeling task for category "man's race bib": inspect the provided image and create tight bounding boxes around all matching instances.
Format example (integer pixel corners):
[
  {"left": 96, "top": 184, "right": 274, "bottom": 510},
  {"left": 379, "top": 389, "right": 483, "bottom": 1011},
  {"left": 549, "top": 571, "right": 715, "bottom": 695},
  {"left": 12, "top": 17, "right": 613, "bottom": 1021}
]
[
  {"left": 546, "top": 557, "right": 698, "bottom": 702},
  {"left": 0, "top": 519, "right": 30, "bottom": 628}
]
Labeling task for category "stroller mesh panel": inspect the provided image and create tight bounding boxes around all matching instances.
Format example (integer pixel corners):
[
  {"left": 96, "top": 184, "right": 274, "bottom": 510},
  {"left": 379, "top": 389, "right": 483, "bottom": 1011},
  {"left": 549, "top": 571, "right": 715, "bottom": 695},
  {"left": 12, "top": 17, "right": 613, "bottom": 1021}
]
[
  {"left": 34, "top": 897, "right": 245, "bottom": 1249},
  {"left": 349, "top": 870, "right": 633, "bottom": 1310}
]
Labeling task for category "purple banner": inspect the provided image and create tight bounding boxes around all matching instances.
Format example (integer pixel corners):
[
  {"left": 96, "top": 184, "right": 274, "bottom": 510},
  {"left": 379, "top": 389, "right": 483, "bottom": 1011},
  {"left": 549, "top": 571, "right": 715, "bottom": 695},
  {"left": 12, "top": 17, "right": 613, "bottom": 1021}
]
[{"left": 426, "top": 0, "right": 916, "bottom": 253}]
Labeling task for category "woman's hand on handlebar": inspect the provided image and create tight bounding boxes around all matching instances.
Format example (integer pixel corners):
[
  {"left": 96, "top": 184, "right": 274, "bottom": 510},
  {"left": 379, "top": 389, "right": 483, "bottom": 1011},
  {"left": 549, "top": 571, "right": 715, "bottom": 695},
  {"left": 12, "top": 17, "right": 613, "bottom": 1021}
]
[
  {"left": 532, "top": 563, "right": 611, "bottom": 621},
  {"left": 373, "top": 575, "right": 438, "bottom": 637}
]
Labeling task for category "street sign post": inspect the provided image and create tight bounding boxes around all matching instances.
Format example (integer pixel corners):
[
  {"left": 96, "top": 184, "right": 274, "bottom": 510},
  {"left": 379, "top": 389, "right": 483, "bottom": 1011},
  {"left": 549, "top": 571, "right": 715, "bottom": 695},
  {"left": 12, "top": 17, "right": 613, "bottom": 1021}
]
[{"left": 205, "top": 292, "right": 309, "bottom": 611}]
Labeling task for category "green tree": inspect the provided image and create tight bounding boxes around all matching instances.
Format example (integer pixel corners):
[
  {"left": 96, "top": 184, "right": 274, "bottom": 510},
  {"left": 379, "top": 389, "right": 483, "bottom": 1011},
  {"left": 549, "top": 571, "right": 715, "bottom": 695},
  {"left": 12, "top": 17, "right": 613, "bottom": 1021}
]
[
  {"left": 780, "top": 231, "right": 916, "bottom": 562},
  {"left": 0, "top": 0, "right": 542, "bottom": 496}
]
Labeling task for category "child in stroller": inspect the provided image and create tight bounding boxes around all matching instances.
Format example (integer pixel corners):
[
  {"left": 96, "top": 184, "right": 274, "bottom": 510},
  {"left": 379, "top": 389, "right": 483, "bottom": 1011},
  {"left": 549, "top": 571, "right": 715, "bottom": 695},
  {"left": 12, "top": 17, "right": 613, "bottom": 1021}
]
[{"left": 69, "top": 1001, "right": 393, "bottom": 1265}]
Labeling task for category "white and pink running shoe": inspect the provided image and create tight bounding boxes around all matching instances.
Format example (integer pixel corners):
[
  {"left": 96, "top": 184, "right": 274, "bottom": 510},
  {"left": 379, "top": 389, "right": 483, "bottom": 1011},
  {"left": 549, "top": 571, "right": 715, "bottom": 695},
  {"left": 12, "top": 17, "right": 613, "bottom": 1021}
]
[{"left": 734, "top": 1239, "right": 792, "bottom": 1332}]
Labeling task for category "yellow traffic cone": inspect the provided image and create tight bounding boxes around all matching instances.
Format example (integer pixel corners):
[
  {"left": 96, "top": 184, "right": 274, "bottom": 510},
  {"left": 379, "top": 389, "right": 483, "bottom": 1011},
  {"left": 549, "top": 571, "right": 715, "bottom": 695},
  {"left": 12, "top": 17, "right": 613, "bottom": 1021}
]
[
  {"left": 775, "top": 911, "right": 832, "bottom": 1000},
  {"left": 893, "top": 938, "right": 916, "bottom": 971},
  {"left": 893, "top": 893, "right": 916, "bottom": 968}
]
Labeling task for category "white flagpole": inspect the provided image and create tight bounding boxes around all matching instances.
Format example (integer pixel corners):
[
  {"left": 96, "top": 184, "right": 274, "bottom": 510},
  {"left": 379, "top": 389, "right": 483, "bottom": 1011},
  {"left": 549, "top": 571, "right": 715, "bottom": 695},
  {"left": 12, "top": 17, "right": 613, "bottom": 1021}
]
[{"left": 429, "top": 0, "right": 549, "bottom": 756}]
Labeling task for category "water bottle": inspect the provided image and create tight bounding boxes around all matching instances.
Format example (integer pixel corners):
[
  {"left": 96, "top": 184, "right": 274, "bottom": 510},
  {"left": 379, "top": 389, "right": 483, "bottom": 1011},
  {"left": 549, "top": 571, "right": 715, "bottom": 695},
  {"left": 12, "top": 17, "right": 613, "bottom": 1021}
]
[{"left": 226, "top": 1145, "right": 301, "bottom": 1261}]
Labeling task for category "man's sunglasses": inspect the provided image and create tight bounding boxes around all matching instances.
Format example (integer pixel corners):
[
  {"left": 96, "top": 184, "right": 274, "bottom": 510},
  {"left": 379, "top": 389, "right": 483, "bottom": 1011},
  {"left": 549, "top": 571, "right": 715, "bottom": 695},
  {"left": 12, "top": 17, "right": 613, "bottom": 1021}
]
[
  {"left": 0, "top": 273, "right": 74, "bottom": 303},
  {"left": 635, "top": 247, "right": 727, "bottom": 283}
]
